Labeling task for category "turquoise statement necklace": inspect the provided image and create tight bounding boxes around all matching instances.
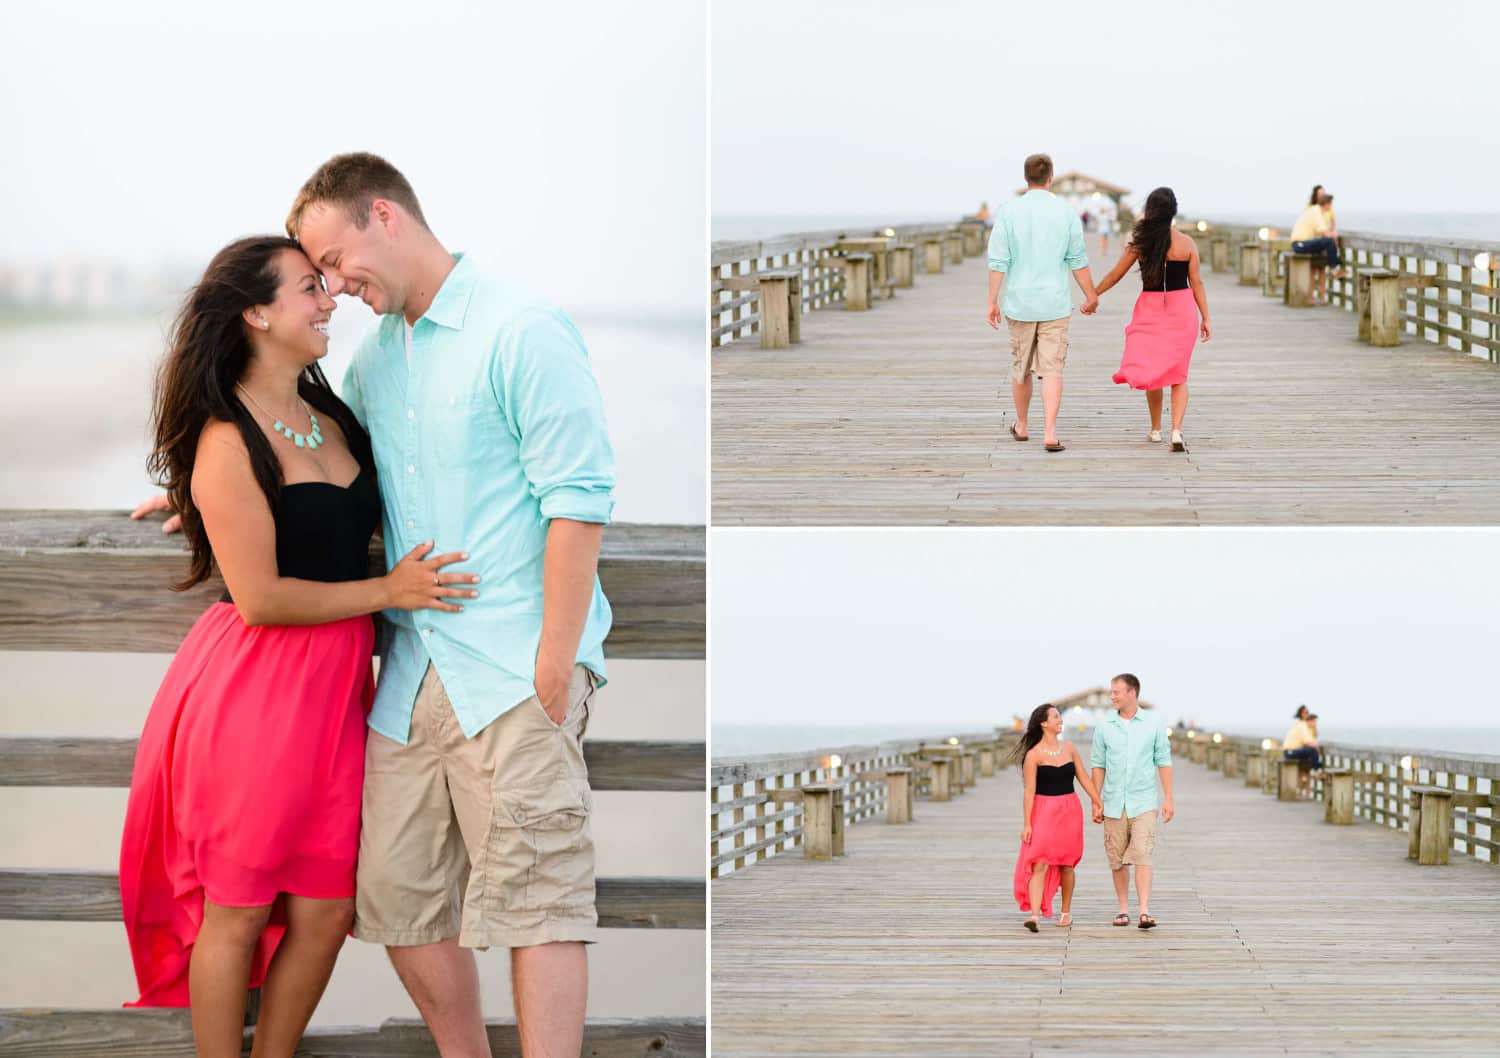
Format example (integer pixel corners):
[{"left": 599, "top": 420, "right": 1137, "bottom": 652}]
[{"left": 236, "top": 383, "right": 323, "bottom": 450}]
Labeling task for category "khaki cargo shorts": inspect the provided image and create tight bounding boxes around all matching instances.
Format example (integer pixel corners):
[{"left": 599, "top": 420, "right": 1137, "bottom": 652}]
[
  {"left": 1103, "top": 809, "right": 1157, "bottom": 869},
  {"left": 1007, "top": 316, "right": 1070, "bottom": 383},
  {"left": 353, "top": 662, "right": 598, "bottom": 950}
]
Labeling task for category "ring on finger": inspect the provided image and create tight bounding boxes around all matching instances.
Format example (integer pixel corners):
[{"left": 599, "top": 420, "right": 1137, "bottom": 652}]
[{"left": 433, "top": 574, "right": 440, "bottom": 587}]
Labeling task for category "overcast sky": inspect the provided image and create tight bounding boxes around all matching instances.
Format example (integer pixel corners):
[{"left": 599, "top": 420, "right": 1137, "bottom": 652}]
[
  {"left": 712, "top": 0, "right": 1500, "bottom": 221},
  {"left": 0, "top": 1, "right": 704, "bottom": 316},
  {"left": 712, "top": 530, "right": 1498, "bottom": 730}
]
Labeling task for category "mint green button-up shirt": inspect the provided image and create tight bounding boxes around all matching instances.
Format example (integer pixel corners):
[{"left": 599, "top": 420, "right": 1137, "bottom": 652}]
[
  {"left": 342, "top": 254, "right": 615, "bottom": 743},
  {"left": 987, "top": 189, "right": 1089, "bottom": 322},
  {"left": 1089, "top": 709, "right": 1172, "bottom": 819}
]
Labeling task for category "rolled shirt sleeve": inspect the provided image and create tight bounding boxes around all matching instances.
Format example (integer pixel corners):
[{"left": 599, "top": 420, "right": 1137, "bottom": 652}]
[
  {"left": 1090, "top": 730, "right": 1109, "bottom": 771},
  {"left": 987, "top": 218, "right": 1010, "bottom": 273},
  {"left": 1153, "top": 724, "right": 1173, "bottom": 767},
  {"left": 1064, "top": 212, "right": 1088, "bottom": 271},
  {"left": 492, "top": 306, "right": 616, "bottom": 525}
]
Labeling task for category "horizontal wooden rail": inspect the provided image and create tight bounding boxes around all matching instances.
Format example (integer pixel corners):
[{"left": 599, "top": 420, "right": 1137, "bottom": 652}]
[
  {"left": 0, "top": 870, "right": 703, "bottom": 930},
  {"left": 0, "top": 1012, "right": 705, "bottom": 1058},
  {"left": 0, "top": 737, "right": 704, "bottom": 792},
  {"left": 0, "top": 513, "right": 704, "bottom": 659}
]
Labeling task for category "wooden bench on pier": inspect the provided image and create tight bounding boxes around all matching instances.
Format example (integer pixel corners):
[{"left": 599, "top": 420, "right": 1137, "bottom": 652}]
[
  {"left": 0, "top": 512, "right": 706, "bottom": 1057},
  {"left": 1406, "top": 784, "right": 1500, "bottom": 865},
  {"left": 719, "top": 268, "right": 803, "bottom": 349},
  {"left": 1282, "top": 251, "right": 1327, "bottom": 308},
  {"left": 835, "top": 237, "right": 897, "bottom": 301},
  {"left": 829, "top": 251, "right": 876, "bottom": 311}
]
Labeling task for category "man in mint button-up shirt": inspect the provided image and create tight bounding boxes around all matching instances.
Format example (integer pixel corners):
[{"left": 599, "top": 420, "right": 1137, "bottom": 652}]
[
  {"left": 292, "top": 152, "right": 612, "bottom": 1057},
  {"left": 985, "top": 152, "right": 1098, "bottom": 451},
  {"left": 1090, "top": 673, "right": 1175, "bottom": 929}
]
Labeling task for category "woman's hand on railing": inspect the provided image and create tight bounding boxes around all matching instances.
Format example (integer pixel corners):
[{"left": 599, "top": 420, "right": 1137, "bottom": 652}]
[
  {"left": 130, "top": 493, "right": 181, "bottom": 534},
  {"left": 381, "top": 541, "right": 479, "bottom": 613}
]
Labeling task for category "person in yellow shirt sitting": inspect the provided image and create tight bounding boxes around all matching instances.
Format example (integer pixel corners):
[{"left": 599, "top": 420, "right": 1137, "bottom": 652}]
[
  {"left": 1291, "top": 192, "right": 1346, "bottom": 298},
  {"left": 1282, "top": 705, "right": 1324, "bottom": 798}
]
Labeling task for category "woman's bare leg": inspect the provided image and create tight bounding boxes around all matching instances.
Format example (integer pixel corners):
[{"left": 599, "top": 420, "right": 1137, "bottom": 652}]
[
  {"left": 1146, "top": 389, "right": 1164, "bottom": 432},
  {"left": 191, "top": 900, "right": 274, "bottom": 1058},
  {"left": 249, "top": 896, "right": 354, "bottom": 1058},
  {"left": 1170, "top": 384, "right": 1189, "bottom": 433},
  {"left": 1028, "top": 861, "right": 1047, "bottom": 917},
  {"left": 1058, "top": 865, "right": 1076, "bottom": 915}
]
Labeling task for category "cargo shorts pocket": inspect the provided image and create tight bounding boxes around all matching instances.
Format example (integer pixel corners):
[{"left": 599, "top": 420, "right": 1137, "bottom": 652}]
[{"left": 485, "top": 773, "right": 594, "bottom": 916}]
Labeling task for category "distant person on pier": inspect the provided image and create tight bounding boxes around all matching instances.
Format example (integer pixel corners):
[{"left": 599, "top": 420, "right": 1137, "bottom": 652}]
[
  {"left": 978, "top": 200, "right": 992, "bottom": 222},
  {"left": 1090, "top": 673, "right": 1174, "bottom": 929},
  {"left": 1282, "top": 706, "right": 1325, "bottom": 797},
  {"left": 985, "top": 152, "right": 1099, "bottom": 453},
  {"left": 1097, "top": 211, "right": 1112, "bottom": 258},
  {"left": 1011, "top": 703, "right": 1105, "bottom": 931},
  {"left": 1291, "top": 190, "right": 1347, "bottom": 290},
  {"left": 1316, "top": 194, "right": 1340, "bottom": 304},
  {"left": 1094, "top": 187, "right": 1211, "bottom": 452}
]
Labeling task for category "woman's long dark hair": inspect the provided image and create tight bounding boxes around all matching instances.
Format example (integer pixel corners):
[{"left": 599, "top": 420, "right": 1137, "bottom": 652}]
[
  {"left": 1308, "top": 184, "right": 1324, "bottom": 206},
  {"left": 1131, "top": 187, "right": 1177, "bottom": 292},
  {"left": 1009, "top": 703, "right": 1060, "bottom": 766},
  {"left": 148, "top": 235, "right": 371, "bottom": 591}
]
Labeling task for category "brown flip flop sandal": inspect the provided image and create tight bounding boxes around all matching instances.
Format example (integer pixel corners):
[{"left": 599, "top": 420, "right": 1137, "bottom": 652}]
[
  {"left": 1009, "top": 422, "right": 1028, "bottom": 442},
  {"left": 1045, "top": 442, "right": 1066, "bottom": 453},
  {"left": 1112, "top": 913, "right": 1130, "bottom": 927},
  {"left": 1138, "top": 914, "right": 1157, "bottom": 930},
  {"left": 1024, "top": 917, "right": 1039, "bottom": 932}
]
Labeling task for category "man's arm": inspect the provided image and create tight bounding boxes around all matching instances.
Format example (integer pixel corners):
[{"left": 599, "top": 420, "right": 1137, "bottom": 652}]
[
  {"left": 536, "top": 519, "right": 603, "bottom": 720},
  {"left": 986, "top": 219, "right": 1009, "bottom": 328},
  {"left": 986, "top": 270, "right": 1005, "bottom": 329},
  {"left": 1159, "top": 765, "right": 1174, "bottom": 823},
  {"left": 1065, "top": 214, "right": 1098, "bottom": 313},
  {"left": 1155, "top": 725, "right": 1174, "bottom": 822}
]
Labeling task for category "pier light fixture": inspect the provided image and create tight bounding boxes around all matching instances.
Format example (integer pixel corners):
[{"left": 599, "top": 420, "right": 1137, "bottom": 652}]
[
  {"left": 1186, "top": 730, "right": 1196, "bottom": 740},
  {"left": 828, "top": 754, "right": 842, "bottom": 768},
  {"left": 1399, "top": 755, "right": 1418, "bottom": 772},
  {"left": 882, "top": 228, "right": 896, "bottom": 238},
  {"left": 1196, "top": 221, "right": 1208, "bottom": 232},
  {"left": 947, "top": 737, "right": 960, "bottom": 746},
  {"left": 1475, "top": 252, "right": 1492, "bottom": 271},
  {"left": 1257, "top": 227, "right": 1271, "bottom": 241},
  {"left": 1261, "top": 739, "right": 1274, "bottom": 751},
  {"left": 1212, "top": 733, "right": 1224, "bottom": 744}
]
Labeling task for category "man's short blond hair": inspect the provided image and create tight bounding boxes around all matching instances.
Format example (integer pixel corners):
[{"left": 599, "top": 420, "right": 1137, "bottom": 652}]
[{"left": 285, "top": 152, "right": 429, "bottom": 238}]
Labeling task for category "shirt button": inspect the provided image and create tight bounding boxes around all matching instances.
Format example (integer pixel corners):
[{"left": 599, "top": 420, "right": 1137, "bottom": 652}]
[
  {"left": 422, "top": 628, "right": 432, "bottom": 637},
  {"left": 408, "top": 409, "right": 415, "bottom": 419},
  {"left": 406, "top": 520, "right": 415, "bottom": 529},
  {"left": 407, "top": 465, "right": 415, "bottom": 474},
  {"left": 449, "top": 397, "right": 456, "bottom": 407}
]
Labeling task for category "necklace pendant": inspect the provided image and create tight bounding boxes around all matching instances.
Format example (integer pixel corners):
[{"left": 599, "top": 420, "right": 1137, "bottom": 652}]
[{"left": 273, "top": 420, "right": 284, "bottom": 432}]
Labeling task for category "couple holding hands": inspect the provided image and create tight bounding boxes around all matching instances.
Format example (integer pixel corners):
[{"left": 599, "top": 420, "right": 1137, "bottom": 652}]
[{"left": 1011, "top": 674, "right": 1175, "bottom": 932}]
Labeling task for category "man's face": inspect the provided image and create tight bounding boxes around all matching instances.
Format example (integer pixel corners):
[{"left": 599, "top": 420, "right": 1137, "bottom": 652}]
[
  {"left": 1110, "top": 680, "right": 1135, "bottom": 708},
  {"left": 297, "top": 201, "right": 406, "bottom": 317}
]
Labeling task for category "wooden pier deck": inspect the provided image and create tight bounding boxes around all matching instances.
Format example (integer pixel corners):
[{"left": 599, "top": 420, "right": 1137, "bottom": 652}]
[
  {"left": 710, "top": 754, "right": 1500, "bottom": 1057},
  {"left": 711, "top": 246, "right": 1500, "bottom": 526}
]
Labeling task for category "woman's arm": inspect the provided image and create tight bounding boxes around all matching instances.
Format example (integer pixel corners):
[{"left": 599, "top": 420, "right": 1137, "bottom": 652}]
[
  {"left": 191, "top": 422, "right": 475, "bottom": 626},
  {"left": 1092, "top": 243, "right": 1139, "bottom": 297},
  {"left": 1022, "top": 750, "right": 1037, "bottom": 843},
  {"left": 1185, "top": 240, "right": 1212, "bottom": 340},
  {"left": 1071, "top": 742, "right": 1104, "bottom": 809}
]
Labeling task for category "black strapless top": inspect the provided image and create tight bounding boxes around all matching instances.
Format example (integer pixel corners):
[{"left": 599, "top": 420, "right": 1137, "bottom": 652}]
[
  {"left": 1152, "top": 259, "right": 1190, "bottom": 291},
  {"left": 1035, "top": 760, "right": 1076, "bottom": 796},
  {"left": 221, "top": 466, "right": 381, "bottom": 604}
]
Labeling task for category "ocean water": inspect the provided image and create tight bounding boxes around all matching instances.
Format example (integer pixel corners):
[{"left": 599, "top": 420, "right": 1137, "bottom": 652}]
[
  {"left": 714, "top": 211, "right": 1500, "bottom": 245},
  {"left": 712, "top": 723, "right": 1500, "bottom": 763}
]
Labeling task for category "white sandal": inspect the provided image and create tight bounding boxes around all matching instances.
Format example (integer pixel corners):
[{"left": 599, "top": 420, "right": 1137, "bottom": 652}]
[
  {"left": 1148, "top": 429, "right": 1162, "bottom": 443},
  {"left": 1170, "top": 430, "right": 1187, "bottom": 453},
  {"left": 1056, "top": 912, "right": 1073, "bottom": 928}
]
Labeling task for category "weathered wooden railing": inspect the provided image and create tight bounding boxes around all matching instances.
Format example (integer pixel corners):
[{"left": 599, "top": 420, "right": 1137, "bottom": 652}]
[
  {"left": 710, "top": 730, "right": 1016, "bottom": 879},
  {"left": 710, "top": 218, "right": 985, "bottom": 348},
  {"left": 1182, "top": 218, "right": 1500, "bottom": 362},
  {"left": 0, "top": 511, "right": 705, "bottom": 1058},
  {"left": 1180, "top": 728, "right": 1498, "bottom": 866}
]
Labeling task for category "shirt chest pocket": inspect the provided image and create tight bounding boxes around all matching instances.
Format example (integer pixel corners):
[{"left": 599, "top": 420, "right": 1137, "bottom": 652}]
[{"left": 428, "top": 386, "right": 509, "bottom": 470}]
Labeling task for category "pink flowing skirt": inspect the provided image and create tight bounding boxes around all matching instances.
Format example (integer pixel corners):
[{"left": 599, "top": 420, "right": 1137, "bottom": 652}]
[
  {"left": 119, "top": 602, "right": 374, "bottom": 1006},
  {"left": 1013, "top": 793, "right": 1084, "bottom": 917},
  {"left": 1112, "top": 287, "right": 1199, "bottom": 390}
]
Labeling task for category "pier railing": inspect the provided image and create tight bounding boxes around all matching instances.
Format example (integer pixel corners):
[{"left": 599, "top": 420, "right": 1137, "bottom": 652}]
[
  {"left": 710, "top": 730, "right": 1016, "bottom": 878},
  {"left": 1181, "top": 729, "right": 1497, "bottom": 866},
  {"left": 0, "top": 511, "right": 705, "bottom": 1057},
  {"left": 1184, "top": 219, "right": 1500, "bottom": 363},
  {"left": 710, "top": 218, "right": 981, "bottom": 348}
]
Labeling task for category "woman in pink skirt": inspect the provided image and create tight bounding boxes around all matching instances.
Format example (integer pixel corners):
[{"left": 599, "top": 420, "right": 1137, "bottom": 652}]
[
  {"left": 1095, "top": 187, "right": 1212, "bottom": 452},
  {"left": 121, "top": 236, "right": 477, "bottom": 1056},
  {"left": 1011, "top": 703, "right": 1104, "bottom": 931}
]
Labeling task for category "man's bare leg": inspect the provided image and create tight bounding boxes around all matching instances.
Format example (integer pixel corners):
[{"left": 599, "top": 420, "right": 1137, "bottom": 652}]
[
  {"left": 513, "top": 941, "right": 587, "bottom": 1058},
  {"left": 1011, "top": 375, "right": 1033, "bottom": 438},
  {"left": 1135, "top": 865, "right": 1153, "bottom": 918},
  {"left": 388, "top": 939, "right": 491, "bottom": 1058},
  {"left": 1042, "top": 375, "right": 1064, "bottom": 446},
  {"left": 1111, "top": 864, "right": 1130, "bottom": 916}
]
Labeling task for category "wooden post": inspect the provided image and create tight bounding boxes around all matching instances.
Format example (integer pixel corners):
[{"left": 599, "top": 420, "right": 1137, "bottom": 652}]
[
  {"left": 946, "top": 232, "right": 962, "bottom": 265},
  {"left": 1286, "top": 254, "right": 1315, "bottom": 307},
  {"left": 1263, "top": 239, "right": 1291, "bottom": 297},
  {"left": 1222, "top": 746, "right": 1240, "bottom": 779},
  {"left": 1207, "top": 743, "right": 1222, "bottom": 771},
  {"left": 1190, "top": 740, "right": 1207, "bottom": 765},
  {"left": 1246, "top": 751, "right": 1264, "bottom": 787},
  {"left": 1239, "top": 243, "right": 1261, "bottom": 286},
  {"left": 959, "top": 751, "right": 975, "bottom": 788},
  {"left": 756, "top": 275, "right": 791, "bottom": 348},
  {"left": 842, "top": 254, "right": 872, "bottom": 311},
  {"left": 929, "top": 757, "right": 952, "bottom": 801},
  {"left": 1278, "top": 759, "right": 1301, "bottom": 802},
  {"left": 1263, "top": 748, "right": 1280, "bottom": 795},
  {"left": 960, "top": 221, "right": 985, "bottom": 257},
  {"left": 890, "top": 245, "right": 914, "bottom": 288},
  {"left": 1407, "top": 788, "right": 1423, "bottom": 860},
  {"left": 979, "top": 744, "right": 996, "bottom": 778},
  {"left": 1211, "top": 238, "right": 1229, "bottom": 273},
  {"left": 885, "top": 767, "right": 913, "bottom": 823},
  {"left": 799, "top": 784, "right": 837, "bottom": 861},
  {"left": 1418, "top": 789, "right": 1453, "bottom": 866},
  {"left": 923, "top": 237, "right": 945, "bottom": 275},
  {"left": 1369, "top": 271, "right": 1401, "bottom": 346},
  {"left": 1325, "top": 770, "right": 1355, "bottom": 824}
]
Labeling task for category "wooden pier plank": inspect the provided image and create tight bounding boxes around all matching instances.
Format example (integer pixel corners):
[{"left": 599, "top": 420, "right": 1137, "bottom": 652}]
[
  {"left": 710, "top": 756, "right": 1500, "bottom": 1056},
  {"left": 712, "top": 253, "right": 1500, "bottom": 525}
]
